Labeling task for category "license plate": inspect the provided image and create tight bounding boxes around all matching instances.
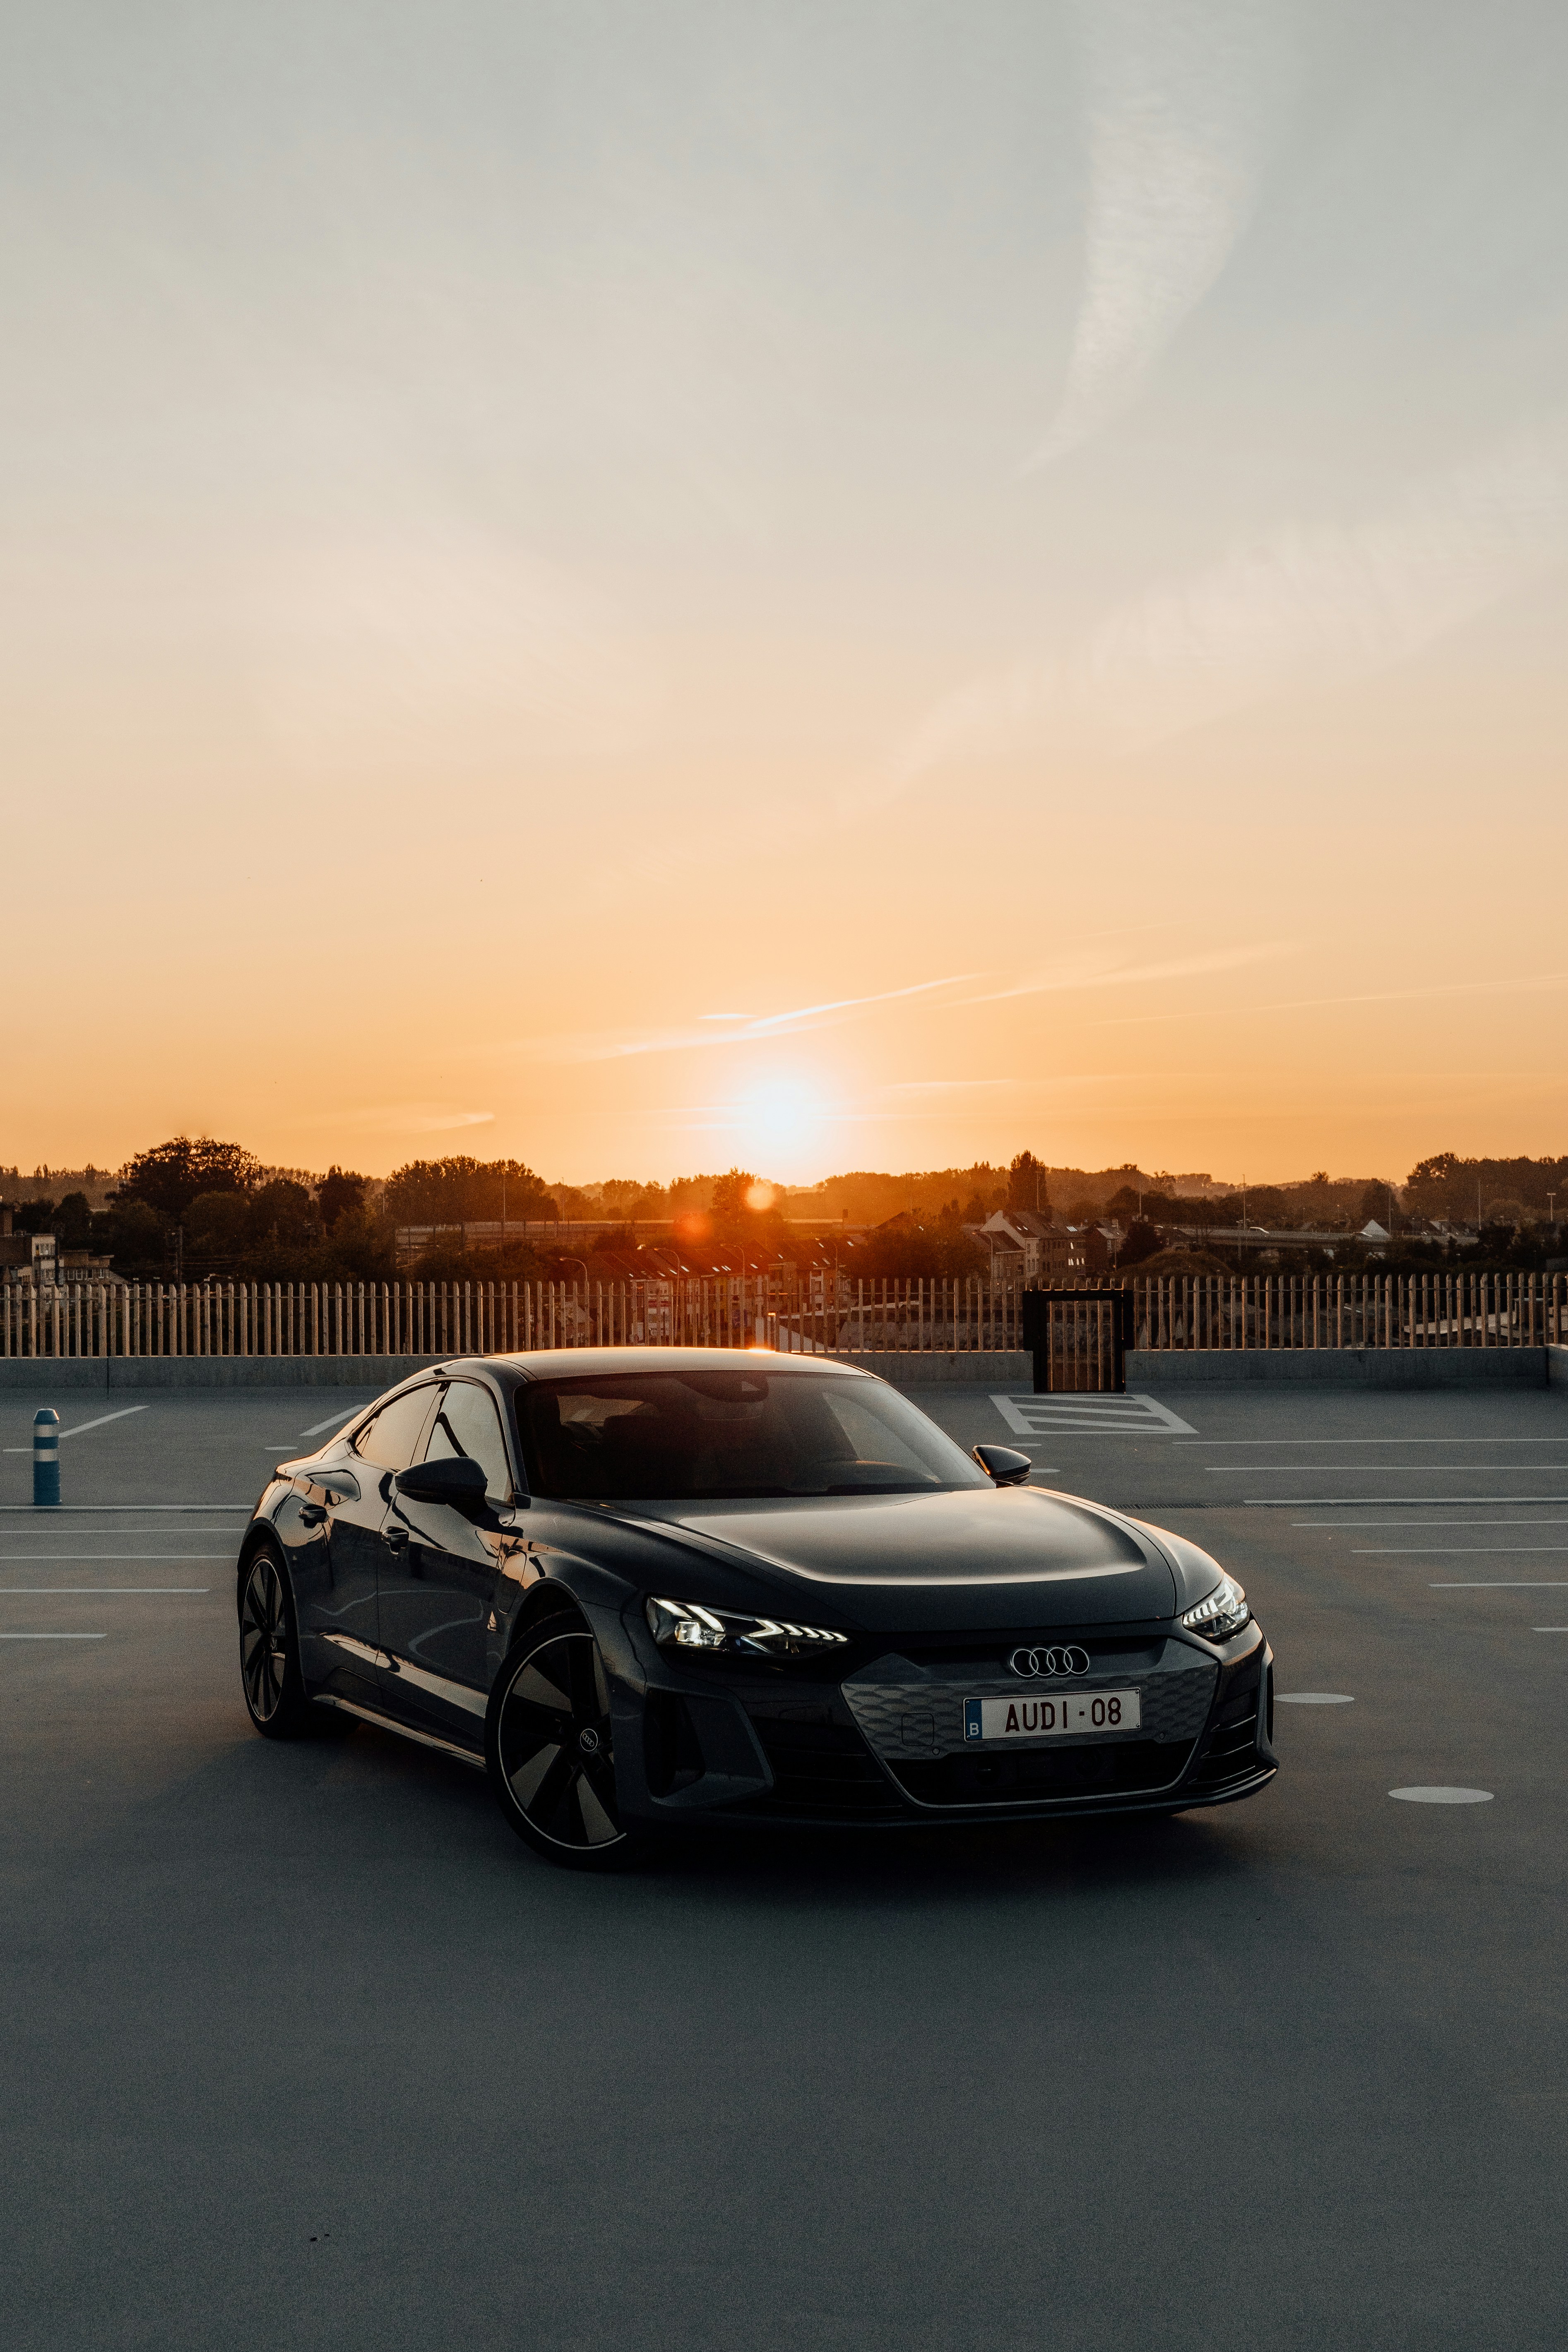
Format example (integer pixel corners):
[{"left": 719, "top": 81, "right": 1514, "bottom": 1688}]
[{"left": 963, "top": 1690, "right": 1140, "bottom": 1743}]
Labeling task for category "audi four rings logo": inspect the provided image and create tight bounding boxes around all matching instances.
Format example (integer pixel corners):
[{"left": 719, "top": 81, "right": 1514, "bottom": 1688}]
[{"left": 1008, "top": 1645, "right": 1091, "bottom": 1678}]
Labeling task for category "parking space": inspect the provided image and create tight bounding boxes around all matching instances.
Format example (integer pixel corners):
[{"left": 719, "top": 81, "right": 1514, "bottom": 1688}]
[{"left": 3, "top": 1376, "right": 1567, "bottom": 2351}]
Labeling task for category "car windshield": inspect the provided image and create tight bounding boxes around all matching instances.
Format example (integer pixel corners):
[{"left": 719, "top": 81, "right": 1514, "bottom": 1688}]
[{"left": 515, "top": 1368, "right": 990, "bottom": 1502}]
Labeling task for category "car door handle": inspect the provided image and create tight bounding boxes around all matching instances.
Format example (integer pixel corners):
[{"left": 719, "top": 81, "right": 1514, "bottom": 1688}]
[
  {"left": 299, "top": 1503, "right": 328, "bottom": 1527},
  {"left": 384, "top": 1527, "right": 409, "bottom": 1552}
]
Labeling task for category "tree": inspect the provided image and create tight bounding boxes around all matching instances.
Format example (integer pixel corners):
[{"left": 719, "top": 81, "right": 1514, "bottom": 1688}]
[
  {"left": 317, "top": 1166, "right": 368, "bottom": 1232},
  {"left": 1005, "top": 1152, "right": 1051, "bottom": 1214},
  {"left": 55, "top": 1192, "right": 94, "bottom": 1247},
  {"left": 1118, "top": 1220, "right": 1163, "bottom": 1268},
  {"left": 246, "top": 1179, "right": 317, "bottom": 1251},
  {"left": 186, "top": 1191, "right": 251, "bottom": 1261},
  {"left": 113, "top": 1136, "right": 260, "bottom": 1220},
  {"left": 1359, "top": 1179, "right": 1397, "bottom": 1228},
  {"left": 383, "top": 1157, "right": 557, "bottom": 1227}
]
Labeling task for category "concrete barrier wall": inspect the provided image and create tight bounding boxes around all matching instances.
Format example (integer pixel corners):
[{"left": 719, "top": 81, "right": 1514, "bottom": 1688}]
[
  {"left": 1127, "top": 1347, "right": 1549, "bottom": 1388},
  {"left": 0, "top": 1355, "right": 446, "bottom": 1393},
  {"left": 0, "top": 1349, "right": 1032, "bottom": 1392},
  {"left": 835, "top": 1352, "right": 1032, "bottom": 1386},
  {"left": 2, "top": 1347, "right": 1551, "bottom": 1394}
]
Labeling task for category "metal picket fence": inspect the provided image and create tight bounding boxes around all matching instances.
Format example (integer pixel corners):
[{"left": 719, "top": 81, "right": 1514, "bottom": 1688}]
[
  {"left": 0, "top": 1270, "right": 1561, "bottom": 1363},
  {"left": 0, "top": 1274, "right": 1021, "bottom": 1360}
]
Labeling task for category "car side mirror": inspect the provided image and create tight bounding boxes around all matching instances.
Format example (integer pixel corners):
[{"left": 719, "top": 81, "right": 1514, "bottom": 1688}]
[
  {"left": 394, "top": 1456, "right": 490, "bottom": 1512},
  {"left": 973, "top": 1443, "right": 1032, "bottom": 1487}
]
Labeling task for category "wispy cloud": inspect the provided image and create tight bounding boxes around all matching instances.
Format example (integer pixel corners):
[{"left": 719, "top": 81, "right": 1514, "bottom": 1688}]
[
  {"left": 897, "top": 419, "right": 1568, "bottom": 782},
  {"left": 523, "top": 974, "right": 981, "bottom": 1065},
  {"left": 328, "top": 1104, "right": 496, "bottom": 1134},
  {"left": 1095, "top": 968, "right": 1568, "bottom": 1025},
  {"left": 956, "top": 941, "right": 1288, "bottom": 1007},
  {"left": 1028, "top": 0, "right": 1291, "bottom": 469}
]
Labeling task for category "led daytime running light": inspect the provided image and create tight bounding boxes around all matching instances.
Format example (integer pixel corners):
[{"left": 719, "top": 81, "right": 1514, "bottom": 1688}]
[
  {"left": 1181, "top": 1574, "right": 1249, "bottom": 1640},
  {"left": 646, "top": 1597, "right": 849, "bottom": 1656}
]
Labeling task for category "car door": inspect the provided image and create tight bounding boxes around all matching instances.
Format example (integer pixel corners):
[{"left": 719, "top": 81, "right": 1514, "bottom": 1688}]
[
  {"left": 377, "top": 1378, "right": 519, "bottom": 1739},
  {"left": 310, "top": 1383, "right": 440, "bottom": 1703}
]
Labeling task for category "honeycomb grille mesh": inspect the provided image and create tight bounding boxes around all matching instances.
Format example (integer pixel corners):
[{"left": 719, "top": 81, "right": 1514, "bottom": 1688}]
[{"left": 842, "top": 1658, "right": 1216, "bottom": 1760}]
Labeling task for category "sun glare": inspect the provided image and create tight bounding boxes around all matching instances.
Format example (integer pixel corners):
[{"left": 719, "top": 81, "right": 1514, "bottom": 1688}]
[{"left": 733, "top": 1076, "right": 831, "bottom": 1174}]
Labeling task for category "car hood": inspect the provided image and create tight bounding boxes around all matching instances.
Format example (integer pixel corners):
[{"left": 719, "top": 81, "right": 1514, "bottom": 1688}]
[{"left": 628, "top": 1485, "right": 1178, "bottom": 1632}]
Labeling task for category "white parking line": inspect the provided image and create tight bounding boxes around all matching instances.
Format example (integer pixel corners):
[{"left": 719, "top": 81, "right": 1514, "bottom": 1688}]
[
  {"left": 300, "top": 1409, "right": 368, "bottom": 1437},
  {"left": 1294, "top": 1518, "right": 1568, "bottom": 1527},
  {"left": 0, "top": 1632, "right": 106, "bottom": 1640},
  {"left": 1355, "top": 1546, "right": 1568, "bottom": 1556},
  {"left": 991, "top": 1394, "right": 1197, "bottom": 1437},
  {"left": 1431, "top": 1580, "right": 1568, "bottom": 1588},
  {"left": 1216, "top": 1466, "right": 1568, "bottom": 1474},
  {"left": 0, "top": 1554, "right": 233, "bottom": 1562},
  {"left": 1277, "top": 1692, "right": 1354, "bottom": 1705},
  {"left": 0, "top": 1504, "right": 253, "bottom": 1512},
  {"left": 1178, "top": 1438, "right": 1568, "bottom": 1446},
  {"left": 0, "top": 1586, "right": 211, "bottom": 1593},
  {"left": 1247, "top": 1496, "right": 1568, "bottom": 1506},
  {"left": 2, "top": 1405, "right": 149, "bottom": 1451}
]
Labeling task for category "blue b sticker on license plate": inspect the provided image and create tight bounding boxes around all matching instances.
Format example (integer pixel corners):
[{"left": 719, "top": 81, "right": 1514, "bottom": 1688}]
[{"left": 963, "top": 1690, "right": 1140, "bottom": 1741}]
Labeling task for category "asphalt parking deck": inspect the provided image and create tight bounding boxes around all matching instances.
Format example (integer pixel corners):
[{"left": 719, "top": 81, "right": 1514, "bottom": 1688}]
[{"left": 3, "top": 1377, "right": 1567, "bottom": 2351}]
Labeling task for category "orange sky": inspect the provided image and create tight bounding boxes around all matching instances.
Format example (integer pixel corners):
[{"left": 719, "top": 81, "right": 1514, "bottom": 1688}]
[{"left": 5, "top": 7, "right": 1566, "bottom": 1188}]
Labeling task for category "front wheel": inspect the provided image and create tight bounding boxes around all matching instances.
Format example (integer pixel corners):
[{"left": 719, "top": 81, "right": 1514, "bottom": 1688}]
[
  {"left": 486, "top": 1622, "right": 637, "bottom": 1869},
  {"left": 238, "top": 1544, "right": 313, "bottom": 1738}
]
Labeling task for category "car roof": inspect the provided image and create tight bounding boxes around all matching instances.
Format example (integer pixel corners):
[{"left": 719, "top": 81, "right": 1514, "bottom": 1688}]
[{"left": 491, "top": 1346, "right": 871, "bottom": 1383}]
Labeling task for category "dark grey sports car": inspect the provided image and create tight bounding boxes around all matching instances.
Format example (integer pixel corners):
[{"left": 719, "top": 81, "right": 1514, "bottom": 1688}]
[{"left": 237, "top": 1349, "right": 1275, "bottom": 1866}]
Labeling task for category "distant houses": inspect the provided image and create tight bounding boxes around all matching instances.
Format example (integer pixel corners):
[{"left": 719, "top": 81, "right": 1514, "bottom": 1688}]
[{"left": 969, "top": 1209, "right": 1115, "bottom": 1282}]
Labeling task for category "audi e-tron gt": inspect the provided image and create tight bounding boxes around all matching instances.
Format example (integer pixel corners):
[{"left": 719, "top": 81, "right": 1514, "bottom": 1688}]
[{"left": 236, "top": 1349, "right": 1275, "bottom": 1866}]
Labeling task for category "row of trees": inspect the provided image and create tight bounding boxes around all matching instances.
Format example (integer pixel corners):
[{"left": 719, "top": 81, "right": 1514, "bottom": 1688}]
[{"left": 4, "top": 1138, "right": 1563, "bottom": 1285}]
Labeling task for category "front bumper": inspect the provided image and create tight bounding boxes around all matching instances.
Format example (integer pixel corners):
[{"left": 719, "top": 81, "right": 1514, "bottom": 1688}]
[{"left": 602, "top": 1607, "right": 1276, "bottom": 1830}]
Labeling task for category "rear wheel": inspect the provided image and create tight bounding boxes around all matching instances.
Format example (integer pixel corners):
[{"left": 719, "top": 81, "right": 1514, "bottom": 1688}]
[
  {"left": 238, "top": 1544, "right": 312, "bottom": 1738},
  {"left": 486, "top": 1622, "right": 637, "bottom": 1869}
]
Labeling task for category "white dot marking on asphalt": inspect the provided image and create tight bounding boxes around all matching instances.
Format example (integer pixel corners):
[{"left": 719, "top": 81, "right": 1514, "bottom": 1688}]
[
  {"left": 1389, "top": 1787, "right": 1493, "bottom": 1804},
  {"left": 1277, "top": 1692, "right": 1354, "bottom": 1705}
]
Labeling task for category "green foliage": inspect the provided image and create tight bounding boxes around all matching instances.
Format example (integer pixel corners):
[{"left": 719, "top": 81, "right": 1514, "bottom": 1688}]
[
  {"left": 1404, "top": 1151, "right": 1568, "bottom": 1224},
  {"left": 1005, "top": 1152, "right": 1051, "bottom": 1213},
  {"left": 384, "top": 1157, "right": 557, "bottom": 1226},
  {"left": 847, "top": 1205, "right": 986, "bottom": 1282},
  {"left": 317, "top": 1166, "right": 368, "bottom": 1232},
  {"left": 186, "top": 1191, "right": 252, "bottom": 1256},
  {"left": 113, "top": 1135, "right": 261, "bottom": 1219},
  {"left": 1118, "top": 1219, "right": 1163, "bottom": 1268}
]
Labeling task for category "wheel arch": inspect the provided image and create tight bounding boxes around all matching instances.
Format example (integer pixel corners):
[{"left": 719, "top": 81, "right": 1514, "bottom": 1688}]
[{"left": 235, "top": 1519, "right": 286, "bottom": 1618}]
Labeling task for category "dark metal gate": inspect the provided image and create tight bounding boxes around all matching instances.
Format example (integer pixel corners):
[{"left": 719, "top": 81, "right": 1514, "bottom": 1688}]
[{"left": 1021, "top": 1286, "right": 1134, "bottom": 1393}]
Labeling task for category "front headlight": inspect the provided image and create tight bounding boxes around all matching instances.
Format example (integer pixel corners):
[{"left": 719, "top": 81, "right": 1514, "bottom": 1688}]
[
  {"left": 1181, "top": 1573, "right": 1250, "bottom": 1641},
  {"left": 645, "top": 1597, "right": 850, "bottom": 1658}
]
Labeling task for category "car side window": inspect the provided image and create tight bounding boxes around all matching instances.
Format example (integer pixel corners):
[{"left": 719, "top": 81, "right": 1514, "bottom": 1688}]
[
  {"left": 423, "top": 1381, "right": 514, "bottom": 1501},
  {"left": 354, "top": 1386, "right": 437, "bottom": 1473}
]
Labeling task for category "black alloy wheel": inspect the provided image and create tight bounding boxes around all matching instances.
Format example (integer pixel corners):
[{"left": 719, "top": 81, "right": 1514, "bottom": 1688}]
[
  {"left": 487, "top": 1625, "right": 633, "bottom": 1867},
  {"left": 238, "top": 1546, "right": 310, "bottom": 1738}
]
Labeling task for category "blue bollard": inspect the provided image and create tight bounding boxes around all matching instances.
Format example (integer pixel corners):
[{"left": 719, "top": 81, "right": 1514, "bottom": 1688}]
[{"left": 33, "top": 1408, "right": 60, "bottom": 1508}]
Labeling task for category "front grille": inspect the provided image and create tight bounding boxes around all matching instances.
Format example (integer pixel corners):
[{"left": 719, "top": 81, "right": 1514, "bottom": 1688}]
[
  {"left": 743, "top": 1711, "right": 905, "bottom": 1819},
  {"left": 842, "top": 1648, "right": 1217, "bottom": 1763},
  {"left": 891, "top": 1740, "right": 1194, "bottom": 1808}
]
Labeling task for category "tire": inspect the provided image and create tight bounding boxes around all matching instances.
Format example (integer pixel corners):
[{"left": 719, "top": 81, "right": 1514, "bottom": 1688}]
[
  {"left": 238, "top": 1542, "right": 313, "bottom": 1739},
  {"left": 486, "top": 1619, "right": 639, "bottom": 1870}
]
